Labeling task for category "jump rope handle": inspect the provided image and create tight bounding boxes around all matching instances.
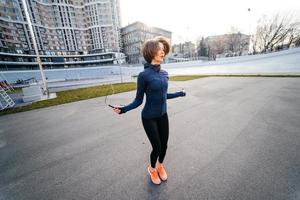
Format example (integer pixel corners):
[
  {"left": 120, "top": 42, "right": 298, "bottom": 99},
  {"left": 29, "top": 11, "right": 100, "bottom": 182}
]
[{"left": 108, "top": 104, "right": 124, "bottom": 109}]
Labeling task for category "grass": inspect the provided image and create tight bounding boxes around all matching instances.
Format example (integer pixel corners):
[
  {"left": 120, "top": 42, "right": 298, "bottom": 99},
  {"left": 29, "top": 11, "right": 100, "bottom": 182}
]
[
  {"left": 169, "top": 74, "right": 300, "bottom": 81},
  {"left": 169, "top": 75, "right": 209, "bottom": 81},
  {"left": 1, "top": 74, "right": 300, "bottom": 116},
  {"left": 0, "top": 82, "right": 136, "bottom": 116},
  {"left": 210, "top": 74, "right": 300, "bottom": 78},
  {"left": 6, "top": 88, "right": 22, "bottom": 94}
]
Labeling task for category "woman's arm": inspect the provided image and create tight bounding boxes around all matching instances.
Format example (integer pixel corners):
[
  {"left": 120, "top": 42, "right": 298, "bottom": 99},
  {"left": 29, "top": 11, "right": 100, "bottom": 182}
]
[
  {"left": 165, "top": 70, "right": 185, "bottom": 99},
  {"left": 167, "top": 90, "right": 186, "bottom": 99},
  {"left": 119, "top": 73, "right": 146, "bottom": 114}
]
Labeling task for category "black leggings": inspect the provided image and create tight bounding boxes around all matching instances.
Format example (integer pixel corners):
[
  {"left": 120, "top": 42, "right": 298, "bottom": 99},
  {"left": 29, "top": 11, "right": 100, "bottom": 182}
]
[{"left": 142, "top": 113, "right": 169, "bottom": 168}]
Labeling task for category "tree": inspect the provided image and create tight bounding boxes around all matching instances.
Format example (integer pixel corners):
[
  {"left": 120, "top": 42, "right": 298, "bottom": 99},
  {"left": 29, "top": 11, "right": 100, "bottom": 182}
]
[
  {"left": 294, "top": 35, "right": 300, "bottom": 47},
  {"left": 202, "top": 37, "right": 224, "bottom": 61},
  {"left": 226, "top": 27, "right": 250, "bottom": 56},
  {"left": 210, "top": 37, "right": 225, "bottom": 60},
  {"left": 286, "top": 22, "right": 300, "bottom": 48},
  {"left": 252, "top": 13, "right": 300, "bottom": 53},
  {"left": 226, "top": 27, "right": 240, "bottom": 53},
  {"left": 197, "top": 37, "right": 207, "bottom": 57}
]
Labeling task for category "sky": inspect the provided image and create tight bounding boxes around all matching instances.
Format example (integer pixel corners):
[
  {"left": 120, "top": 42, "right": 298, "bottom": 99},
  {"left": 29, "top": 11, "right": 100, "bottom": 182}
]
[{"left": 120, "top": 0, "right": 300, "bottom": 44}]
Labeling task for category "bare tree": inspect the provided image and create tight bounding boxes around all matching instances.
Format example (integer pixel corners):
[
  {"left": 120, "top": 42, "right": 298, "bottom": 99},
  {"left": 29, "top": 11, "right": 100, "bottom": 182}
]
[
  {"left": 226, "top": 27, "right": 250, "bottom": 56},
  {"left": 295, "top": 35, "right": 300, "bottom": 47},
  {"left": 208, "top": 37, "right": 225, "bottom": 60},
  {"left": 250, "top": 36, "right": 258, "bottom": 54},
  {"left": 286, "top": 22, "right": 300, "bottom": 48},
  {"left": 226, "top": 27, "right": 241, "bottom": 54},
  {"left": 252, "top": 13, "right": 300, "bottom": 53}
]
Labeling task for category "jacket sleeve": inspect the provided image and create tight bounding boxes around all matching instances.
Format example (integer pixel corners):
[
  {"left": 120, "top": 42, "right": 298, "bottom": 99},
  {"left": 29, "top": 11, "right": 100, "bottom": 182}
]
[
  {"left": 167, "top": 91, "right": 185, "bottom": 99},
  {"left": 120, "top": 73, "right": 146, "bottom": 113},
  {"left": 165, "top": 71, "right": 185, "bottom": 99}
]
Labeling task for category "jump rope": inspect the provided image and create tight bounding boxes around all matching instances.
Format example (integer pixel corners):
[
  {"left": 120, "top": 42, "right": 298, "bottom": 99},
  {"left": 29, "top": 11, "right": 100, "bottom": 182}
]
[{"left": 104, "top": 83, "right": 116, "bottom": 108}]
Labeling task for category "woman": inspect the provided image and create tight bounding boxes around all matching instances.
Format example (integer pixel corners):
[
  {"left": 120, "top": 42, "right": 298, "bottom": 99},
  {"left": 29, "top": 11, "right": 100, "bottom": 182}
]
[{"left": 113, "top": 37, "right": 186, "bottom": 185}]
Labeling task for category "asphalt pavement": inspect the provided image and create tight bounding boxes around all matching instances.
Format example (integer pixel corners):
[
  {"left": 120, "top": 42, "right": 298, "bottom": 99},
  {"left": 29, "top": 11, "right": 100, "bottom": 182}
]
[{"left": 0, "top": 77, "right": 300, "bottom": 200}]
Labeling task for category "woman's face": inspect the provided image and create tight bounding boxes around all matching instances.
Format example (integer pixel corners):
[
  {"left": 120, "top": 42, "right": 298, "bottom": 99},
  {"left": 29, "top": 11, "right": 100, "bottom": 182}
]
[{"left": 152, "top": 42, "right": 165, "bottom": 64}]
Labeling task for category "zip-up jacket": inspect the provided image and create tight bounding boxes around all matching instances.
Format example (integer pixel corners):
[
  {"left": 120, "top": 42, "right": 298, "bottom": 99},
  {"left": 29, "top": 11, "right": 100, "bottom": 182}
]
[{"left": 120, "top": 62, "right": 185, "bottom": 119}]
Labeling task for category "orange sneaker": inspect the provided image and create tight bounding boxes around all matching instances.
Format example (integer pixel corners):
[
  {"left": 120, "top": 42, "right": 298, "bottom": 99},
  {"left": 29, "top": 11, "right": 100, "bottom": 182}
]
[
  {"left": 156, "top": 162, "right": 168, "bottom": 181},
  {"left": 147, "top": 166, "right": 161, "bottom": 185}
]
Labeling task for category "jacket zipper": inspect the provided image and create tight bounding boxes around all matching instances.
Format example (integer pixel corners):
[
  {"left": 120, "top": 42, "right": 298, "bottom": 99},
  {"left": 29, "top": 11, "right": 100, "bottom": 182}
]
[{"left": 160, "top": 73, "right": 163, "bottom": 115}]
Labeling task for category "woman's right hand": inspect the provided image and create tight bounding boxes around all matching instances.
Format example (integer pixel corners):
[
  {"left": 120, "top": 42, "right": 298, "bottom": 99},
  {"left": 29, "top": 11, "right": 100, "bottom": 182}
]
[{"left": 113, "top": 105, "right": 122, "bottom": 114}]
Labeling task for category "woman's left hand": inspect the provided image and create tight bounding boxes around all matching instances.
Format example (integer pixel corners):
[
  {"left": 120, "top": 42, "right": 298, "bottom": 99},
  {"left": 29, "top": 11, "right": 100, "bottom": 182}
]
[{"left": 181, "top": 90, "right": 186, "bottom": 97}]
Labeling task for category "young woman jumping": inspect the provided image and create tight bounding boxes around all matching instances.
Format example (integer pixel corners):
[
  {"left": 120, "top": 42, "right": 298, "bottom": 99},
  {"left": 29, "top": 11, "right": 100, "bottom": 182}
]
[{"left": 113, "top": 37, "right": 186, "bottom": 185}]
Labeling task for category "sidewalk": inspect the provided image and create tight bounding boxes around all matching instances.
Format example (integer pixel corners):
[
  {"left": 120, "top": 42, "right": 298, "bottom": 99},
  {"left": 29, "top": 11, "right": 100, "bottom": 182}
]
[{"left": 0, "top": 77, "right": 299, "bottom": 200}]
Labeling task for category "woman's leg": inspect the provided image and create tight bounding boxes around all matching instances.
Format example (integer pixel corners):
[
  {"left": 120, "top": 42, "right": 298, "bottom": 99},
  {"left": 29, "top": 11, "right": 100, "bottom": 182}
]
[
  {"left": 142, "top": 117, "right": 161, "bottom": 168},
  {"left": 157, "top": 113, "right": 169, "bottom": 163}
]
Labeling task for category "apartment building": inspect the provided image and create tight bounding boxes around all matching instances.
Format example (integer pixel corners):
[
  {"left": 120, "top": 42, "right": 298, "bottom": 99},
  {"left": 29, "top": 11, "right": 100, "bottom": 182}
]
[
  {"left": 0, "top": 0, "right": 123, "bottom": 70},
  {"left": 121, "top": 21, "right": 172, "bottom": 64}
]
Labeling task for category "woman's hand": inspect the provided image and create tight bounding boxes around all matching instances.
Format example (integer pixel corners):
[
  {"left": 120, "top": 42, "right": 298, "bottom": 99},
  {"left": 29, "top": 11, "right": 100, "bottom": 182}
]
[
  {"left": 113, "top": 105, "right": 122, "bottom": 114},
  {"left": 181, "top": 90, "right": 186, "bottom": 97}
]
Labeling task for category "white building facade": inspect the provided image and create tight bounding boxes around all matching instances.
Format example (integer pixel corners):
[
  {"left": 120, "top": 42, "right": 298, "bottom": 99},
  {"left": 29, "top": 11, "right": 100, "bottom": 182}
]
[{"left": 0, "top": 0, "right": 123, "bottom": 69}]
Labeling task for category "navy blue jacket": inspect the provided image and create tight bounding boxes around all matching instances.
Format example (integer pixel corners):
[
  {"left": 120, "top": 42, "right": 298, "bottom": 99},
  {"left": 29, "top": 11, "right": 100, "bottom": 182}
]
[{"left": 121, "top": 63, "right": 184, "bottom": 119}]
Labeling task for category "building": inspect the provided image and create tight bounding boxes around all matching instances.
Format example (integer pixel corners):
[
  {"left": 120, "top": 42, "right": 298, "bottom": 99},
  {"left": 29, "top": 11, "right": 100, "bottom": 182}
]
[
  {"left": 121, "top": 21, "right": 172, "bottom": 64},
  {"left": 204, "top": 33, "right": 250, "bottom": 58},
  {"left": 172, "top": 42, "right": 196, "bottom": 58},
  {"left": 168, "top": 42, "right": 197, "bottom": 63},
  {"left": 0, "top": 0, "right": 124, "bottom": 70}
]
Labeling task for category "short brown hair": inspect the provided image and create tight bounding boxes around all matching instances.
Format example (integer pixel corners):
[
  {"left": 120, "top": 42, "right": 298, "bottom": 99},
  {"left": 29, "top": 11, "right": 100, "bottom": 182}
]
[{"left": 142, "top": 36, "right": 170, "bottom": 63}]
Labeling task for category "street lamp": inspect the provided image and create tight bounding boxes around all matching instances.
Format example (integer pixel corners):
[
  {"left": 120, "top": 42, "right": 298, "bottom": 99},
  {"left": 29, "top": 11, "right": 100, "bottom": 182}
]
[
  {"left": 248, "top": 8, "right": 253, "bottom": 54},
  {"left": 115, "top": 55, "right": 126, "bottom": 83},
  {"left": 119, "top": 58, "right": 123, "bottom": 83},
  {"left": 21, "top": 0, "right": 48, "bottom": 96},
  {"left": 248, "top": 8, "right": 251, "bottom": 35}
]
